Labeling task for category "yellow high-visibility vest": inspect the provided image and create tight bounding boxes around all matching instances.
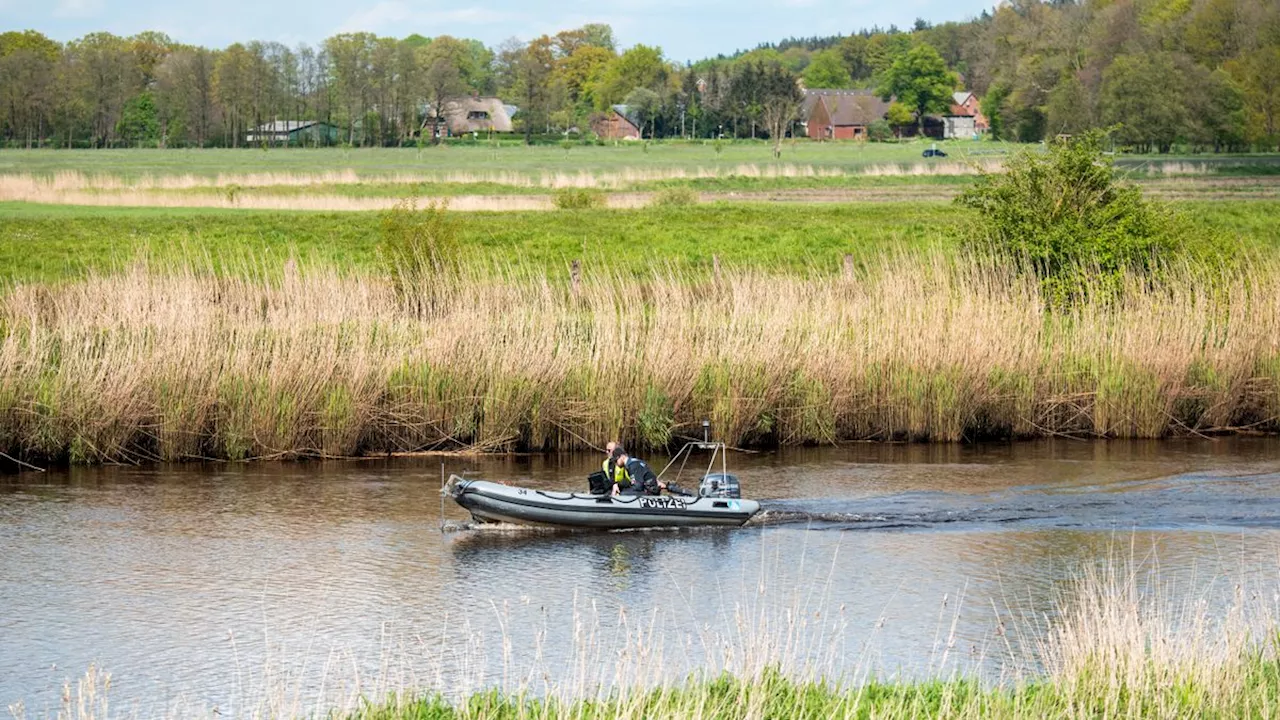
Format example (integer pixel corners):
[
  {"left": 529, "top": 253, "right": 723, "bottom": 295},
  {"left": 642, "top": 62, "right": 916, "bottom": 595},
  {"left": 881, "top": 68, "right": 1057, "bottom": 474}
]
[{"left": 602, "top": 458, "right": 631, "bottom": 486}]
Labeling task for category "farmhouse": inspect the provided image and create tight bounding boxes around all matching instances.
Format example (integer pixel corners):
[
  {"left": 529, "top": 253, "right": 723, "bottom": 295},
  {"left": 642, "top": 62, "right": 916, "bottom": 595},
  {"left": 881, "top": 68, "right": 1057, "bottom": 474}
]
[
  {"left": 245, "top": 121, "right": 339, "bottom": 145},
  {"left": 943, "top": 91, "right": 988, "bottom": 139},
  {"left": 424, "top": 96, "right": 517, "bottom": 136},
  {"left": 591, "top": 105, "right": 642, "bottom": 140},
  {"left": 801, "top": 90, "right": 889, "bottom": 140}
]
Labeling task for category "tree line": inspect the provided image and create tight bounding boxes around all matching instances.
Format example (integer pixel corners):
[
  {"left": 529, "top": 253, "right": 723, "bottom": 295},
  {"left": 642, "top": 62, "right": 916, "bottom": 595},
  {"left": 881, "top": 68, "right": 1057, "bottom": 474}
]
[
  {"left": 1, "top": 0, "right": 1278, "bottom": 151},
  {"left": 782, "top": 0, "right": 1280, "bottom": 151}
]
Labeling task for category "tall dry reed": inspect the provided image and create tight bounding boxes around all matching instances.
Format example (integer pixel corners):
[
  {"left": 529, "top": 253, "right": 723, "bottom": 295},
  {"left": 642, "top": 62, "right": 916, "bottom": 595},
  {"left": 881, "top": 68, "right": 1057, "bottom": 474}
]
[{"left": 1, "top": 255, "right": 1278, "bottom": 464}]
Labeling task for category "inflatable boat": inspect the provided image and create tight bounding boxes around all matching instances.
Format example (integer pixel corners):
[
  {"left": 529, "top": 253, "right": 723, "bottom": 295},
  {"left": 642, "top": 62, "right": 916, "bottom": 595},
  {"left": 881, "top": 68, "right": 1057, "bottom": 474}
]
[
  {"left": 445, "top": 477, "right": 759, "bottom": 529},
  {"left": 443, "top": 441, "right": 760, "bottom": 530}
]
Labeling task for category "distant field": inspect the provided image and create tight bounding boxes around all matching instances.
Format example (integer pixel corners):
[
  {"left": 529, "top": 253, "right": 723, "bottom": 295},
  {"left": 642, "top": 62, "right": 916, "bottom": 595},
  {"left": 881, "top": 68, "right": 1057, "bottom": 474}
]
[
  {"left": 0, "top": 141, "right": 1013, "bottom": 179},
  {"left": 1, "top": 140, "right": 1277, "bottom": 282},
  {"left": 3, "top": 141, "right": 1279, "bottom": 182}
]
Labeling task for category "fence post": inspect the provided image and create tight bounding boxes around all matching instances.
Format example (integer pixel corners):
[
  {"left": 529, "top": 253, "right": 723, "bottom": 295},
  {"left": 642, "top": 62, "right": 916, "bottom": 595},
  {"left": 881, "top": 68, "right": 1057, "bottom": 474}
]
[
  {"left": 843, "top": 254, "right": 854, "bottom": 280},
  {"left": 571, "top": 259, "right": 582, "bottom": 295}
]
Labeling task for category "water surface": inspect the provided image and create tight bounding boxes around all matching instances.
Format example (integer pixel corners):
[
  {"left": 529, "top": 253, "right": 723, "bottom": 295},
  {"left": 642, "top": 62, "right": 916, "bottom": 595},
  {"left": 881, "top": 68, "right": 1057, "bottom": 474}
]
[{"left": 3, "top": 438, "right": 1280, "bottom": 716}]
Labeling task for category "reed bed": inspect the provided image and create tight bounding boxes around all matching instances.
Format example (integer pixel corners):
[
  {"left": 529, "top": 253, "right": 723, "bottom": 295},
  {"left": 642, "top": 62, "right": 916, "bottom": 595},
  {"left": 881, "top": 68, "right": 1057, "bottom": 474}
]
[{"left": 1, "top": 254, "right": 1278, "bottom": 464}]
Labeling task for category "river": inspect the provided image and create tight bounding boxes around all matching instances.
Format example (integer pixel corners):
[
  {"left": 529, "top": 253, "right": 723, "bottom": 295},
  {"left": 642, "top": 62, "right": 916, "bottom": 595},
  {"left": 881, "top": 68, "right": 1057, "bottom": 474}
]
[{"left": 3, "top": 438, "right": 1280, "bottom": 717}]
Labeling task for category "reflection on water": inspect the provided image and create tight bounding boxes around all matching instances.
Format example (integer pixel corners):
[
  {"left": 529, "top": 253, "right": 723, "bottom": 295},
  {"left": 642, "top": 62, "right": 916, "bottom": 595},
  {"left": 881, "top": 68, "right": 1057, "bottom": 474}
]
[{"left": 2, "top": 438, "right": 1280, "bottom": 714}]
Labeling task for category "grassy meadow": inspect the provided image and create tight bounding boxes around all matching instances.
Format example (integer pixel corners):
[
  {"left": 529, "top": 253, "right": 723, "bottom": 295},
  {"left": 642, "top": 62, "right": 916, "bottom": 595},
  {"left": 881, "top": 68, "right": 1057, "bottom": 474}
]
[
  {"left": 2, "top": 200, "right": 1280, "bottom": 283},
  {"left": 1, "top": 143, "right": 1280, "bottom": 464}
]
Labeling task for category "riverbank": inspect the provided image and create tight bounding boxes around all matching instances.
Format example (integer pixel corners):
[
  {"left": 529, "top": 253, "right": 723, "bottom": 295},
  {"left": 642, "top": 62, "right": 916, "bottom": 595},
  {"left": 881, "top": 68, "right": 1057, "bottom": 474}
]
[
  {"left": 2, "top": 253, "right": 1278, "bottom": 466},
  {"left": 354, "top": 666, "right": 1280, "bottom": 719}
]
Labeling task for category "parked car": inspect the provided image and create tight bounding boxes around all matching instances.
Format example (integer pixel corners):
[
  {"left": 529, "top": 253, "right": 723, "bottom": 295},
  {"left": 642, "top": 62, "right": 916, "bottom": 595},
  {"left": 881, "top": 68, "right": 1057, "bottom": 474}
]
[{"left": 922, "top": 148, "right": 948, "bottom": 158}]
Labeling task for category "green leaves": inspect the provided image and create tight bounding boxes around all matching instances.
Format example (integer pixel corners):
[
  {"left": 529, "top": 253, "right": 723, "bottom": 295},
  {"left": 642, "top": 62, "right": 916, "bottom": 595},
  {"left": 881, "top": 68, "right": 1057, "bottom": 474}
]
[
  {"left": 802, "top": 49, "right": 852, "bottom": 90},
  {"left": 877, "top": 44, "right": 957, "bottom": 131},
  {"left": 956, "top": 132, "right": 1212, "bottom": 305}
]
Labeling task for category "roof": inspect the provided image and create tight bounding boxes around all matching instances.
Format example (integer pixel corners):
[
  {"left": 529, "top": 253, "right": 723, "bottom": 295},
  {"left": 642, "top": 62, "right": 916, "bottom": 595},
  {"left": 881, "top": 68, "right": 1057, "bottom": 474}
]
[
  {"left": 948, "top": 92, "right": 978, "bottom": 117},
  {"left": 804, "top": 89, "right": 890, "bottom": 127},
  {"left": 250, "top": 121, "right": 327, "bottom": 132},
  {"left": 611, "top": 104, "right": 642, "bottom": 128},
  {"left": 426, "top": 96, "right": 516, "bottom": 133}
]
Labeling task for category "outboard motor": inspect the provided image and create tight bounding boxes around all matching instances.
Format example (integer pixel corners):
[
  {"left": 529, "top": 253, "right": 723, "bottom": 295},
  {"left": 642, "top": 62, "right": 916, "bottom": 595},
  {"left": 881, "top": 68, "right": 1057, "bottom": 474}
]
[{"left": 699, "top": 473, "right": 741, "bottom": 499}]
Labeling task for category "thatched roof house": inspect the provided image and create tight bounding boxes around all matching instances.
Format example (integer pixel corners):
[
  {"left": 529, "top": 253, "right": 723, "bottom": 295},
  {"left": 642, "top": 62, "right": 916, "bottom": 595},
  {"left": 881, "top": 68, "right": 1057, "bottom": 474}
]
[{"left": 424, "top": 96, "right": 516, "bottom": 136}]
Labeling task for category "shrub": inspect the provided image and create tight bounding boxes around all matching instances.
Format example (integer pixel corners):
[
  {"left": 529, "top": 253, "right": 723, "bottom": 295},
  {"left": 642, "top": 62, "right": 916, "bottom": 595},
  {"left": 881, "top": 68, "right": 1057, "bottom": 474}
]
[
  {"left": 867, "top": 120, "right": 893, "bottom": 142},
  {"left": 378, "top": 199, "right": 458, "bottom": 295},
  {"left": 955, "top": 131, "right": 1217, "bottom": 304},
  {"left": 650, "top": 187, "right": 699, "bottom": 208},
  {"left": 553, "top": 188, "right": 606, "bottom": 210}
]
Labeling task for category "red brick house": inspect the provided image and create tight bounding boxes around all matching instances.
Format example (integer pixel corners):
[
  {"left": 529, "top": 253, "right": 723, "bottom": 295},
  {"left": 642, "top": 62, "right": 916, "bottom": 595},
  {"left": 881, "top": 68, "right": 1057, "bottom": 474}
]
[
  {"left": 801, "top": 90, "right": 890, "bottom": 140},
  {"left": 591, "top": 105, "right": 641, "bottom": 140},
  {"left": 944, "top": 91, "right": 988, "bottom": 138}
]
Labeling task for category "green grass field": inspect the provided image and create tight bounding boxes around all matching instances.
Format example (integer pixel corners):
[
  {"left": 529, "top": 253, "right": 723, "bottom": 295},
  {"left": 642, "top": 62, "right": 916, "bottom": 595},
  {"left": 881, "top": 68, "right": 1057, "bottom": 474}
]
[
  {"left": 0, "top": 202, "right": 958, "bottom": 281},
  {"left": 2, "top": 200, "right": 1279, "bottom": 283}
]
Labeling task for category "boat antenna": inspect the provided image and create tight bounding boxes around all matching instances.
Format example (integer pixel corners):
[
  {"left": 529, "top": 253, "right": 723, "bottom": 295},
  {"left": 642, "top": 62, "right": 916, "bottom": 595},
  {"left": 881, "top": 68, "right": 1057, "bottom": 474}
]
[{"left": 702, "top": 419, "right": 710, "bottom": 443}]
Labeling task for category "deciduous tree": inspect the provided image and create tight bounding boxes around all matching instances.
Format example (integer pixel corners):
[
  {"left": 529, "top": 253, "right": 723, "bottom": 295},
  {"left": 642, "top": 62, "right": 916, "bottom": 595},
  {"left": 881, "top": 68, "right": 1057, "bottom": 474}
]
[
  {"left": 803, "top": 49, "right": 851, "bottom": 89},
  {"left": 623, "top": 87, "right": 660, "bottom": 138},
  {"left": 1101, "top": 52, "right": 1185, "bottom": 152},
  {"left": 1227, "top": 47, "right": 1280, "bottom": 148},
  {"left": 878, "top": 43, "right": 957, "bottom": 134},
  {"left": 420, "top": 37, "right": 470, "bottom": 144},
  {"left": 499, "top": 36, "right": 556, "bottom": 144},
  {"left": 759, "top": 61, "right": 802, "bottom": 157}
]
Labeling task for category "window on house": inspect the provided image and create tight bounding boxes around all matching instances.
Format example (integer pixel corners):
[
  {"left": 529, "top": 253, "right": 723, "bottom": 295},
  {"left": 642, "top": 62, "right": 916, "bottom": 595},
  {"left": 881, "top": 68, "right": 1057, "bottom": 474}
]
[{"left": 467, "top": 111, "right": 490, "bottom": 120}]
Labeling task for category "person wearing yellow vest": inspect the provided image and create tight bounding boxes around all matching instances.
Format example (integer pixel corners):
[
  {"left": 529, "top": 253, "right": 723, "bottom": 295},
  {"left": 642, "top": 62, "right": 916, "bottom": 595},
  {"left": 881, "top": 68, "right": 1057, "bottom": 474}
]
[{"left": 603, "top": 441, "right": 632, "bottom": 495}]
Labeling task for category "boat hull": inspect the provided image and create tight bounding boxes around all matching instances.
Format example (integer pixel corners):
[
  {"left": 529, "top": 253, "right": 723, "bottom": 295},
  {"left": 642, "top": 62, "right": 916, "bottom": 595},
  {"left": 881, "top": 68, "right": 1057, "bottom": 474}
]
[{"left": 448, "top": 479, "right": 759, "bottom": 529}]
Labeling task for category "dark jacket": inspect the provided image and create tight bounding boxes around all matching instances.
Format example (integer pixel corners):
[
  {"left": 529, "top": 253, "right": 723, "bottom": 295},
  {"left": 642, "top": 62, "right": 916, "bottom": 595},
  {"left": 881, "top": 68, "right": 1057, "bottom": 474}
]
[{"left": 621, "top": 457, "right": 660, "bottom": 495}]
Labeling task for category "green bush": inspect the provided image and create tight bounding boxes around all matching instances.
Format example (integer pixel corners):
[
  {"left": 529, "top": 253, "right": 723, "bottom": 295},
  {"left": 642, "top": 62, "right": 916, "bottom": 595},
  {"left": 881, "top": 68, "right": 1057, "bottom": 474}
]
[
  {"left": 956, "top": 131, "right": 1219, "bottom": 304},
  {"left": 650, "top": 187, "right": 699, "bottom": 208},
  {"left": 378, "top": 199, "right": 458, "bottom": 293},
  {"left": 552, "top": 188, "right": 606, "bottom": 210},
  {"left": 867, "top": 120, "right": 893, "bottom": 142}
]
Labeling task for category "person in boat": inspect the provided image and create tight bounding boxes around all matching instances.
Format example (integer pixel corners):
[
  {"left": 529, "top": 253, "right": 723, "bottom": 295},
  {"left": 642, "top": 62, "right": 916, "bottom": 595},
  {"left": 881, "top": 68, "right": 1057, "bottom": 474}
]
[
  {"left": 601, "top": 441, "right": 632, "bottom": 494},
  {"left": 613, "top": 453, "right": 666, "bottom": 496}
]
